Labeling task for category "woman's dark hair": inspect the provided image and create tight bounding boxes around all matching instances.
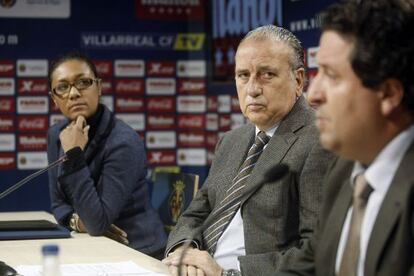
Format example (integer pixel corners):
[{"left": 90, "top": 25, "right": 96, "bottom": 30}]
[
  {"left": 48, "top": 51, "right": 98, "bottom": 90},
  {"left": 321, "top": 0, "right": 414, "bottom": 111}
]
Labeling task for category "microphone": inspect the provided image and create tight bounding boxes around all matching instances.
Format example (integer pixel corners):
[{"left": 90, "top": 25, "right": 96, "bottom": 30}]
[
  {"left": 175, "top": 163, "right": 289, "bottom": 275},
  {"left": 0, "top": 155, "right": 67, "bottom": 200},
  {"left": 0, "top": 155, "right": 67, "bottom": 276}
]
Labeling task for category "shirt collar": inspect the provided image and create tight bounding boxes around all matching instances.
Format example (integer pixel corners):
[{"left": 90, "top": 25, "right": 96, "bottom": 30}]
[
  {"left": 351, "top": 124, "right": 414, "bottom": 195},
  {"left": 255, "top": 122, "right": 280, "bottom": 138}
]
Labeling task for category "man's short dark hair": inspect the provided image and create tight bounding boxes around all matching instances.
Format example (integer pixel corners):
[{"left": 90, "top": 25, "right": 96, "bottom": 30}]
[
  {"left": 321, "top": 0, "right": 414, "bottom": 111},
  {"left": 48, "top": 51, "right": 98, "bottom": 90}
]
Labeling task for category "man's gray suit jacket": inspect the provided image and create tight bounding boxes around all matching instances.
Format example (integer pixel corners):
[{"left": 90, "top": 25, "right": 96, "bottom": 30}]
[
  {"left": 166, "top": 96, "right": 335, "bottom": 275},
  {"left": 278, "top": 141, "right": 414, "bottom": 276}
]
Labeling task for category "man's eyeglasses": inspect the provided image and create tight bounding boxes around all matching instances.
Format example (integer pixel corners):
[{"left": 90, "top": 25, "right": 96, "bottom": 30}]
[{"left": 51, "top": 78, "right": 100, "bottom": 98}]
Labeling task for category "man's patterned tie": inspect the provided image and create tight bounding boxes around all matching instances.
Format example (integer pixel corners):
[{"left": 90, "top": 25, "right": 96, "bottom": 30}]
[{"left": 202, "top": 131, "right": 270, "bottom": 254}]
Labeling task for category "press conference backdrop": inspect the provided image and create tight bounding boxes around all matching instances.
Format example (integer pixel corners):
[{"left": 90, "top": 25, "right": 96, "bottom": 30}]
[{"left": 0, "top": 0, "right": 335, "bottom": 211}]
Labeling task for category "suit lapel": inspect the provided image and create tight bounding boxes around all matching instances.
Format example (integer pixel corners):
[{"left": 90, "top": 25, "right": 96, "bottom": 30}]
[
  {"left": 220, "top": 126, "right": 255, "bottom": 193},
  {"left": 364, "top": 144, "right": 414, "bottom": 276},
  {"left": 318, "top": 178, "right": 353, "bottom": 275},
  {"left": 243, "top": 129, "right": 297, "bottom": 200},
  {"left": 242, "top": 97, "right": 311, "bottom": 203}
]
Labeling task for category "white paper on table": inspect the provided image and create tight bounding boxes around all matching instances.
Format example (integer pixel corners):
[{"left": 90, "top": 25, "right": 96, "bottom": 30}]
[{"left": 16, "top": 260, "right": 168, "bottom": 276}]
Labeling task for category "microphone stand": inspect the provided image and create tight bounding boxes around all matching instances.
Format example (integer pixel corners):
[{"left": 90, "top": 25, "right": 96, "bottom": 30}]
[{"left": 0, "top": 155, "right": 67, "bottom": 200}]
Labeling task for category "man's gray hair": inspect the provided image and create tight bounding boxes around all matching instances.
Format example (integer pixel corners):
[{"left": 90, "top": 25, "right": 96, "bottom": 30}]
[{"left": 240, "top": 25, "right": 304, "bottom": 70}]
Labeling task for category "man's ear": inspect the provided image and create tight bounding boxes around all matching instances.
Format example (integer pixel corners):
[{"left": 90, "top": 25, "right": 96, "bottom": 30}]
[
  {"left": 295, "top": 68, "right": 305, "bottom": 97},
  {"left": 379, "top": 78, "right": 404, "bottom": 116}
]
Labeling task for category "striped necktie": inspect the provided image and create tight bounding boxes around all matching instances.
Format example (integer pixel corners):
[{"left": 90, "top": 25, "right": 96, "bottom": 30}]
[
  {"left": 339, "top": 173, "right": 373, "bottom": 276},
  {"left": 202, "top": 131, "right": 270, "bottom": 254}
]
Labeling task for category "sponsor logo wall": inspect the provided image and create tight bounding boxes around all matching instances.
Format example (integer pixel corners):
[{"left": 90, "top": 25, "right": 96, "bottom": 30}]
[
  {"left": 0, "top": 58, "right": 246, "bottom": 169},
  {"left": 0, "top": 0, "right": 330, "bottom": 211}
]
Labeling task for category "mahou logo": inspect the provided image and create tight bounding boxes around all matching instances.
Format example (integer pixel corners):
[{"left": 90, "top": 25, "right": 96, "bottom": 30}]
[
  {"left": 115, "top": 96, "right": 145, "bottom": 112},
  {"left": 0, "top": 97, "right": 15, "bottom": 113},
  {"left": 18, "top": 79, "right": 48, "bottom": 94},
  {"left": 18, "top": 134, "right": 47, "bottom": 151},
  {"left": 178, "top": 131, "right": 205, "bottom": 147},
  {"left": 147, "top": 114, "right": 176, "bottom": 130},
  {"left": 18, "top": 115, "right": 48, "bottom": 132}
]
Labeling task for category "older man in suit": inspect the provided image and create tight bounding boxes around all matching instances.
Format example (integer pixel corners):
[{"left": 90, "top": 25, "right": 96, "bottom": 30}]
[
  {"left": 277, "top": 1, "right": 414, "bottom": 276},
  {"left": 162, "top": 25, "right": 334, "bottom": 276}
]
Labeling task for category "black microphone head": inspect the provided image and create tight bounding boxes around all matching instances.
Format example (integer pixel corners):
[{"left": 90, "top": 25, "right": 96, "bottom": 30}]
[{"left": 265, "top": 163, "right": 289, "bottom": 182}]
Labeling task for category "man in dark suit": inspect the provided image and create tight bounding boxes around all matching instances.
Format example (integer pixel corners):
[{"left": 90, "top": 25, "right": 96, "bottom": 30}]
[
  {"left": 162, "top": 25, "right": 335, "bottom": 276},
  {"left": 277, "top": 1, "right": 414, "bottom": 275}
]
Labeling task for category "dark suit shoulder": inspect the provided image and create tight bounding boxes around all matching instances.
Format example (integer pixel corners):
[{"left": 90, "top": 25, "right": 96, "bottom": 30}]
[{"left": 322, "top": 158, "right": 353, "bottom": 211}]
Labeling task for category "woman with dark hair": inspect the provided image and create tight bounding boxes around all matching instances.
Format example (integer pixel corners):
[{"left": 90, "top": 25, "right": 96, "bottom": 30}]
[{"left": 47, "top": 52, "right": 166, "bottom": 258}]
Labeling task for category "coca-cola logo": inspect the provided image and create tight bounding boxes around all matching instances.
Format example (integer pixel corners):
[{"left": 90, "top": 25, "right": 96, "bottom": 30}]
[
  {"left": 18, "top": 116, "right": 48, "bottom": 131},
  {"left": 146, "top": 97, "right": 175, "bottom": 112},
  {"left": 178, "top": 114, "right": 205, "bottom": 129},
  {"left": 115, "top": 79, "right": 144, "bottom": 94}
]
